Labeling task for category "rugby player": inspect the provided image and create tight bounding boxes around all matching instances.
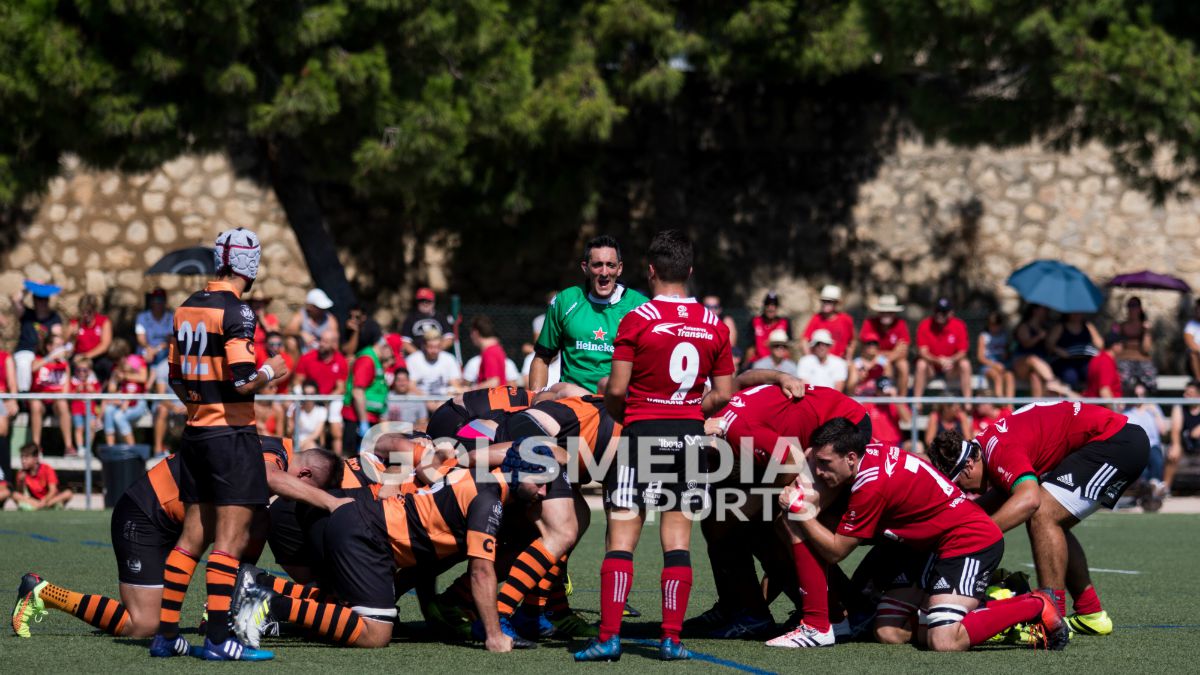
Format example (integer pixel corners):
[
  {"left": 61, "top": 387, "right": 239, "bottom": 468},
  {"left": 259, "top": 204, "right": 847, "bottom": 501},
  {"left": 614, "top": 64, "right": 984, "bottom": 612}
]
[
  {"left": 785, "top": 420, "right": 1069, "bottom": 651},
  {"left": 575, "top": 229, "right": 735, "bottom": 662},
  {"left": 528, "top": 235, "right": 648, "bottom": 391},
  {"left": 930, "top": 400, "right": 1150, "bottom": 636},
  {"left": 11, "top": 438, "right": 339, "bottom": 640}
]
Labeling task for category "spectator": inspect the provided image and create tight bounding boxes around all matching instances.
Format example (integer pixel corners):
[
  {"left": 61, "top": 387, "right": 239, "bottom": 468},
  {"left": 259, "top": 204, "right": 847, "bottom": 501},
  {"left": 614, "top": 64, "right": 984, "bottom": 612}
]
[
  {"left": 12, "top": 443, "right": 73, "bottom": 510},
  {"left": 1167, "top": 379, "right": 1200, "bottom": 493},
  {"left": 389, "top": 367, "right": 427, "bottom": 426},
  {"left": 103, "top": 339, "right": 150, "bottom": 447},
  {"left": 248, "top": 290, "right": 281, "bottom": 356},
  {"left": 802, "top": 284, "right": 856, "bottom": 358},
  {"left": 1084, "top": 333, "right": 1124, "bottom": 401},
  {"left": 135, "top": 288, "right": 173, "bottom": 392},
  {"left": 400, "top": 287, "right": 454, "bottom": 356},
  {"left": 1111, "top": 296, "right": 1157, "bottom": 392},
  {"left": 286, "top": 288, "right": 339, "bottom": 354},
  {"left": 748, "top": 291, "right": 791, "bottom": 365},
  {"left": 406, "top": 327, "right": 463, "bottom": 417},
  {"left": 10, "top": 285, "right": 62, "bottom": 391},
  {"left": 521, "top": 304, "right": 561, "bottom": 387},
  {"left": 294, "top": 326, "right": 349, "bottom": 454},
  {"left": 67, "top": 294, "right": 113, "bottom": 383},
  {"left": 703, "top": 295, "right": 740, "bottom": 351},
  {"left": 339, "top": 304, "right": 367, "bottom": 357},
  {"left": 913, "top": 298, "right": 972, "bottom": 402},
  {"left": 254, "top": 382, "right": 286, "bottom": 438},
  {"left": 69, "top": 355, "right": 101, "bottom": 452},
  {"left": 971, "top": 397, "right": 1005, "bottom": 435},
  {"left": 463, "top": 353, "right": 520, "bottom": 387},
  {"left": 977, "top": 311, "right": 1016, "bottom": 400},
  {"left": 342, "top": 319, "right": 393, "bottom": 454},
  {"left": 1123, "top": 382, "right": 1169, "bottom": 502},
  {"left": 29, "top": 325, "right": 73, "bottom": 455},
  {"left": 1185, "top": 299, "right": 1200, "bottom": 380},
  {"left": 924, "top": 401, "right": 972, "bottom": 450},
  {"left": 857, "top": 377, "right": 914, "bottom": 451},
  {"left": 1011, "top": 303, "right": 1068, "bottom": 397},
  {"left": 846, "top": 338, "right": 890, "bottom": 394},
  {"left": 1047, "top": 312, "right": 1102, "bottom": 392},
  {"left": 468, "top": 315, "right": 508, "bottom": 388},
  {"left": 859, "top": 294, "right": 911, "bottom": 395},
  {"left": 796, "top": 329, "right": 847, "bottom": 390},
  {"left": 751, "top": 329, "right": 798, "bottom": 375},
  {"left": 256, "top": 331, "right": 295, "bottom": 393},
  {"left": 293, "top": 382, "right": 328, "bottom": 450},
  {"left": 0, "top": 345, "right": 17, "bottom": 448}
]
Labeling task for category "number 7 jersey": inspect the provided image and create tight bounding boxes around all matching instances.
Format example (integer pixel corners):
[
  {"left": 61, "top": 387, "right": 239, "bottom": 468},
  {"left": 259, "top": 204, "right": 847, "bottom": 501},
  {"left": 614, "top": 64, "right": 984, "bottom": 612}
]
[{"left": 612, "top": 296, "right": 734, "bottom": 424}]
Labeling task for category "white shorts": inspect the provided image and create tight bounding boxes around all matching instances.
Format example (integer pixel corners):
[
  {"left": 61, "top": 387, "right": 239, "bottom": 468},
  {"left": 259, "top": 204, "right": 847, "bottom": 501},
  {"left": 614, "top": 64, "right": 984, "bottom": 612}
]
[
  {"left": 328, "top": 400, "right": 343, "bottom": 422},
  {"left": 14, "top": 350, "right": 35, "bottom": 392},
  {"left": 1041, "top": 482, "right": 1102, "bottom": 521}
]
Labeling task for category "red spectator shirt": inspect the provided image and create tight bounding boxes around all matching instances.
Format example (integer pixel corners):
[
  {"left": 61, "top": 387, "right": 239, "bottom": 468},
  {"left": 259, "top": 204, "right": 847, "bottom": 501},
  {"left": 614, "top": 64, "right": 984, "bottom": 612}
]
[
  {"left": 916, "top": 316, "right": 969, "bottom": 358},
  {"left": 252, "top": 313, "right": 281, "bottom": 354},
  {"left": 477, "top": 343, "right": 507, "bottom": 385},
  {"left": 0, "top": 350, "right": 11, "bottom": 393},
  {"left": 254, "top": 348, "right": 295, "bottom": 391},
  {"left": 863, "top": 402, "right": 903, "bottom": 445},
  {"left": 70, "top": 373, "right": 101, "bottom": 416},
  {"left": 295, "top": 349, "right": 349, "bottom": 395},
  {"left": 69, "top": 315, "right": 109, "bottom": 355},
  {"left": 18, "top": 463, "right": 58, "bottom": 500},
  {"left": 613, "top": 297, "right": 733, "bottom": 425},
  {"left": 342, "top": 354, "right": 383, "bottom": 424},
  {"left": 859, "top": 317, "right": 911, "bottom": 351},
  {"left": 804, "top": 312, "right": 856, "bottom": 357},
  {"left": 384, "top": 333, "right": 408, "bottom": 374},
  {"left": 751, "top": 316, "right": 792, "bottom": 358},
  {"left": 33, "top": 361, "right": 69, "bottom": 393},
  {"left": 837, "top": 444, "right": 1001, "bottom": 556},
  {"left": 1084, "top": 351, "right": 1122, "bottom": 398},
  {"left": 976, "top": 401, "right": 1128, "bottom": 492},
  {"left": 717, "top": 384, "right": 866, "bottom": 466}
]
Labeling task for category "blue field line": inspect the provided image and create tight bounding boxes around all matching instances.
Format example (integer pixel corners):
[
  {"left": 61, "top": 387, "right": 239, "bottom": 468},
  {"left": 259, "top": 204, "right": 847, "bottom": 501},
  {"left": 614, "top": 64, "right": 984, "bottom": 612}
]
[
  {"left": 27, "top": 533, "right": 58, "bottom": 542},
  {"left": 81, "top": 540, "right": 110, "bottom": 547},
  {"left": 630, "top": 639, "right": 777, "bottom": 675}
]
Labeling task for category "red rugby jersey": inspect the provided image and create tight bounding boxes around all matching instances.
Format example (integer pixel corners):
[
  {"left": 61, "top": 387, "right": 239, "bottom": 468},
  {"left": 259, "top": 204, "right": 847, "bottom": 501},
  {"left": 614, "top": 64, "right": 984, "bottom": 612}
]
[{"left": 717, "top": 384, "right": 866, "bottom": 465}]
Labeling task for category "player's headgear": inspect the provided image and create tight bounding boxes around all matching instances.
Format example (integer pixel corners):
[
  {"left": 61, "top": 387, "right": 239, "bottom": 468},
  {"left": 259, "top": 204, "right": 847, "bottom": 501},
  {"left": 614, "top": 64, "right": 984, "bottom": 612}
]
[
  {"left": 948, "top": 439, "right": 980, "bottom": 480},
  {"left": 500, "top": 441, "right": 555, "bottom": 484},
  {"left": 214, "top": 227, "right": 261, "bottom": 281}
]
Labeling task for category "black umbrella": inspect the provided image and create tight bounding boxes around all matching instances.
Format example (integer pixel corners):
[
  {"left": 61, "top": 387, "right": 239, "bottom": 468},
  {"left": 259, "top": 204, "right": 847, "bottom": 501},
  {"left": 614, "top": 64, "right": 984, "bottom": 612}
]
[{"left": 145, "top": 246, "right": 215, "bottom": 276}]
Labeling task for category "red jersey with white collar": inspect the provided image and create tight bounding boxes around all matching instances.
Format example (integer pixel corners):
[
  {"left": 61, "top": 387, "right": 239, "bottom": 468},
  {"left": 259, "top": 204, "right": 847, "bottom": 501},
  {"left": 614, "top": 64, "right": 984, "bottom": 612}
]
[
  {"left": 975, "top": 401, "right": 1127, "bottom": 492},
  {"left": 613, "top": 297, "right": 733, "bottom": 424},
  {"left": 718, "top": 384, "right": 866, "bottom": 465},
  {"left": 837, "top": 443, "right": 1000, "bottom": 557}
]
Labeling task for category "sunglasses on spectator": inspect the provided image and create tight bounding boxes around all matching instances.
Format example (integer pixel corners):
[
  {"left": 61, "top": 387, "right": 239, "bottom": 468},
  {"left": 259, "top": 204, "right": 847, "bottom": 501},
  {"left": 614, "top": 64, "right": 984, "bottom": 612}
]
[
  {"left": 267, "top": 341, "right": 284, "bottom": 349},
  {"left": 704, "top": 303, "right": 720, "bottom": 311}
]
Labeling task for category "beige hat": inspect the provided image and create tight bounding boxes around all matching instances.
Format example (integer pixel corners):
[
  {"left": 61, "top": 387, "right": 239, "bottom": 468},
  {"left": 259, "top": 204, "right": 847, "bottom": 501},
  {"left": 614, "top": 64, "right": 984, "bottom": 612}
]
[
  {"left": 809, "top": 328, "right": 835, "bottom": 346},
  {"left": 767, "top": 329, "right": 790, "bottom": 346},
  {"left": 870, "top": 294, "right": 905, "bottom": 313},
  {"left": 819, "top": 285, "right": 842, "bottom": 302}
]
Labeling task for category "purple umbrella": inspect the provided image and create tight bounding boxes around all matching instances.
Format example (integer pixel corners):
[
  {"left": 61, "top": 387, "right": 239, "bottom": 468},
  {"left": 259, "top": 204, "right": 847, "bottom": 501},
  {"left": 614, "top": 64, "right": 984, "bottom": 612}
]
[{"left": 1107, "top": 270, "right": 1191, "bottom": 293}]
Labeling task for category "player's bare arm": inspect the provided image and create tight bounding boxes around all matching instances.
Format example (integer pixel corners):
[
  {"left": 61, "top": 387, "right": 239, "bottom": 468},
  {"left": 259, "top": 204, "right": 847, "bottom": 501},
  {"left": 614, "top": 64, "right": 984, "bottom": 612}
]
[
  {"left": 734, "top": 368, "right": 807, "bottom": 399},
  {"left": 700, "top": 373, "right": 735, "bottom": 416},
  {"left": 603, "top": 359, "right": 632, "bottom": 423},
  {"left": 470, "top": 557, "right": 512, "bottom": 652},
  {"left": 990, "top": 477, "right": 1041, "bottom": 532}
]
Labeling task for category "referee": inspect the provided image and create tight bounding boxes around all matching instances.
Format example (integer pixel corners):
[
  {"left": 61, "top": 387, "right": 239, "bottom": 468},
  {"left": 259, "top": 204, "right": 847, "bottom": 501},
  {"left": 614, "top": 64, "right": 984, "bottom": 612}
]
[{"left": 148, "top": 228, "right": 289, "bottom": 661}]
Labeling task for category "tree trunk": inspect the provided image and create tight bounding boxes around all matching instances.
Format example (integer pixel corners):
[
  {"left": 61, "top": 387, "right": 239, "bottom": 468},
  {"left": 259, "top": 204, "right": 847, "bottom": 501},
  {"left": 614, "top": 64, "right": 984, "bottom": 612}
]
[{"left": 266, "top": 145, "right": 357, "bottom": 322}]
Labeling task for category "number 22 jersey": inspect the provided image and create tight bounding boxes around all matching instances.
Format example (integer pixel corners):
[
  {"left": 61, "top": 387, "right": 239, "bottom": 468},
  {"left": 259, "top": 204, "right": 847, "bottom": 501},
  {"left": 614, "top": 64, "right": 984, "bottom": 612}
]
[{"left": 612, "top": 296, "right": 733, "bottom": 424}]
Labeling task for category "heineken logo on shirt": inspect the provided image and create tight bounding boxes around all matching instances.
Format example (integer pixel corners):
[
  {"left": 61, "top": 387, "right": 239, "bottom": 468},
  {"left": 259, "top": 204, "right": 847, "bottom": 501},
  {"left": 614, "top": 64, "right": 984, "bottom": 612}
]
[{"left": 574, "top": 339, "right": 614, "bottom": 353}]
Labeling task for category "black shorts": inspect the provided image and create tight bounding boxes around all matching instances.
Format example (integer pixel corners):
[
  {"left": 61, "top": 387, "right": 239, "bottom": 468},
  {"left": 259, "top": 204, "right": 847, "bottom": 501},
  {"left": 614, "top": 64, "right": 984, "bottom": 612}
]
[
  {"left": 111, "top": 495, "right": 181, "bottom": 587},
  {"left": 178, "top": 430, "right": 269, "bottom": 506},
  {"left": 495, "top": 410, "right": 546, "bottom": 444},
  {"left": 604, "top": 419, "right": 710, "bottom": 513},
  {"left": 881, "top": 540, "right": 1004, "bottom": 601},
  {"left": 323, "top": 499, "right": 397, "bottom": 619},
  {"left": 426, "top": 400, "right": 471, "bottom": 442},
  {"left": 1042, "top": 422, "right": 1150, "bottom": 514},
  {"left": 267, "top": 498, "right": 332, "bottom": 569}
]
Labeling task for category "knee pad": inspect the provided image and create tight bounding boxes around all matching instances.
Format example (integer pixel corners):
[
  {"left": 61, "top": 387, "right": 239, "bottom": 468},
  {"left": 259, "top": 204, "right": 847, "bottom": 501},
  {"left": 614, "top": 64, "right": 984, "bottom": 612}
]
[
  {"left": 877, "top": 597, "right": 919, "bottom": 621},
  {"left": 926, "top": 603, "right": 970, "bottom": 629}
]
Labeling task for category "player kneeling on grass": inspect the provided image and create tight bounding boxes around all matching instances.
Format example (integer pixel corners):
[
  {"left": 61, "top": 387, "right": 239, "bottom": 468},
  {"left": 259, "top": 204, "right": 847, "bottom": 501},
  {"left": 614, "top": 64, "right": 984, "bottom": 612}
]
[
  {"left": 929, "top": 401, "right": 1149, "bottom": 637},
  {"left": 783, "top": 419, "right": 1069, "bottom": 652}
]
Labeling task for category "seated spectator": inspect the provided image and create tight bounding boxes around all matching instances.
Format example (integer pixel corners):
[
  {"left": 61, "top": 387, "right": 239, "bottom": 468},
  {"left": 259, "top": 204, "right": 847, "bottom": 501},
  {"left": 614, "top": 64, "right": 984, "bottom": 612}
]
[
  {"left": 136, "top": 288, "right": 178, "bottom": 456},
  {"left": 293, "top": 382, "right": 329, "bottom": 450},
  {"left": 747, "top": 291, "right": 790, "bottom": 365},
  {"left": 103, "top": 339, "right": 149, "bottom": 447},
  {"left": 797, "top": 329, "right": 847, "bottom": 390},
  {"left": 0, "top": 346, "right": 17, "bottom": 447},
  {"left": 1185, "top": 299, "right": 1200, "bottom": 380},
  {"left": 286, "top": 288, "right": 339, "bottom": 354},
  {"left": 971, "top": 397, "right": 1006, "bottom": 435},
  {"left": 10, "top": 285, "right": 62, "bottom": 391},
  {"left": 977, "top": 311, "right": 1015, "bottom": 400},
  {"left": 67, "top": 294, "right": 113, "bottom": 384},
  {"left": 342, "top": 319, "right": 394, "bottom": 454},
  {"left": 294, "top": 327, "right": 348, "bottom": 455},
  {"left": 703, "top": 295, "right": 739, "bottom": 352},
  {"left": 256, "top": 331, "right": 295, "bottom": 392},
  {"left": 1012, "top": 303, "right": 1069, "bottom": 397},
  {"left": 1047, "top": 312, "right": 1102, "bottom": 392},
  {"left": 1167, "top": 379, "right": 1200, "bottom": 493},
  {"left": 389, "top": 367, "right": 427, "bottom": 426},
  {"left": 254, "top": 382, "right": 286, "bottom": 438},
  {"left": 1084, "top": 333, "right": 1124, "bottom": 401},
  {"left": 248, "top": 290, "right": 280, "bottom": 356},
  {"left": 858, "top": 377, "right": 915, "bottom": 452},
  {"left": 12, "top": 443, "right": 74, "bottom": 510},
  {"left": 802, "top": 285, "right": 855, "bottom": 358},
  {"left": 859, "top": 294, "right": 911, "bottom": 395},
  {"left": 400, "top": 287, "right": 454, "bottom": 356},
  {"left": 924, "top": 401, "right": 973, "bottom": 450},
  {"left": 463, "top": 353, "right": 520, "bottom": 387},
  {"left": 1111, "top": 296, "right": 1157, "bottom": 392},
  {"left": 846, "top": 338, "right": 890, "bottom": 393},
  {"left": 69, "top": 356, "right": 101, "bottom": 452},
  {"left": 913, "top": 298, "right": 972, "bottom": 402},
  {"left": 1123, "top": 382, "right": 1169, "bottom": 501},
  {"left": 751, "top": 329, "right": 798, "bottom": 375},
  {"left": 406, "top": 327, "right": 463, "bottom": 418},
  {"left": 468, "top": 315, "right": 508, "bottom": 388},
  {"left": 29, "top": 325, "right": 73, "bottom": 455}
]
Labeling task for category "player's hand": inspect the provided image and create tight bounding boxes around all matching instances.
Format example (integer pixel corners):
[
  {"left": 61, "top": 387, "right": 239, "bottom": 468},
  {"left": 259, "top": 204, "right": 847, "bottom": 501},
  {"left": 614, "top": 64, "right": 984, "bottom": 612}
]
[
  {"left": 778, "top": 374, "right": 807, "bottom": 399},
  {"left": 265, "top": 354, "right": 289, "bottom": 380},
  {"left": 485, "top": 633, "right": 513, "bottom": 653},
  {"left": 780, "top": 475, "right": 819, "bottom": 521},
  {"left": 329, "top": 496, "right": 354, "bottom": 512},
  {"left": 703, "top": 417, "right": 726, "bottom": 437}
]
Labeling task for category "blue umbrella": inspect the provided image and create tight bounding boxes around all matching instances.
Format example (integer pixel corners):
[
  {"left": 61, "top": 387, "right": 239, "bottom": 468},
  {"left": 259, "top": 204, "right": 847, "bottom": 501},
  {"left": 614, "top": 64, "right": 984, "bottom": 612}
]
[{"left": 1007, "top": 260, "right": 1103, "bottom": 313}]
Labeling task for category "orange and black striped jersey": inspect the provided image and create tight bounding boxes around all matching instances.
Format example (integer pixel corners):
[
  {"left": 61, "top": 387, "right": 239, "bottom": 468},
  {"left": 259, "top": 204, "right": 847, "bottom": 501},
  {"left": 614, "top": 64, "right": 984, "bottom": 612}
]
[
  {"left": 524, "top": 395, "right": 620, "bottom": 455},
  {"left": 169, "top": 280, "right": 259, "bottom": 435},
  {"left": 341, "top": 454, "right": 387, "bottom": 496},
  {"left": 261, "top": 436, "right": 294, "bottom": 472},
  {"left": 462, "top": 386, "right": 529, "bottom": 417},
  {"left": 371, "top": 468, "right": 509, "bottom": 568}
]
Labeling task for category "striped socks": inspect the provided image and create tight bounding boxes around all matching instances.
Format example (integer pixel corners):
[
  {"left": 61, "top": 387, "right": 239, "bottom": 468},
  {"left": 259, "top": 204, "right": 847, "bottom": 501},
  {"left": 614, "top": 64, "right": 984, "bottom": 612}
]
[
  {"left": 660, "top": 550, "right": 692, "bottom": 640},
  {"left": 497, "top": 539, "right": 555, "bottom": 617},
  {"left": 268, "top": 596, "right": 364, "bottom": 646},
  {"left": 39, "top": 583, "right": 129, "bottom": 636},
  {"left": 598, "top": 551, "right": 633, "bottom": 641},
  {"left": 158, "top": 547, "right": 199, "bottom": 637},
  {"left": 205, "top": 551, "right": 239, "bottom": 644}
]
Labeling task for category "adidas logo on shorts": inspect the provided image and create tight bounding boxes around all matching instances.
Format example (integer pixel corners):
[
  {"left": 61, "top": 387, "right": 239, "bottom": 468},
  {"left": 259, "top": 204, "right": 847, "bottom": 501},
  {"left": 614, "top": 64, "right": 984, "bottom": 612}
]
[
  {"left": 933, "top": 578, "right": 951, "bottom": 591},
  {"left": 1060, "top": 474, "right": 1075, "bottom": 487}
]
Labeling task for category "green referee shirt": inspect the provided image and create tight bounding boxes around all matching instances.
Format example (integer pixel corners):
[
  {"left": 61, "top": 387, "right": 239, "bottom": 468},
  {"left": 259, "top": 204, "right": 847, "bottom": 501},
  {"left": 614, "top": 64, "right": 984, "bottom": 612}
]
[{"left": 534, "top": 283, "right": 648, "bottom": 392}]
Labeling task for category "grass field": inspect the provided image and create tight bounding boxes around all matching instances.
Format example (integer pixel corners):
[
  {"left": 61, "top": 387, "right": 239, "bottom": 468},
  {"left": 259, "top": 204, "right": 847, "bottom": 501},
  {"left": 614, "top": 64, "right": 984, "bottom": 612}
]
[{"left": 1, "top": 508, "right": 1197, "bottom": 674}]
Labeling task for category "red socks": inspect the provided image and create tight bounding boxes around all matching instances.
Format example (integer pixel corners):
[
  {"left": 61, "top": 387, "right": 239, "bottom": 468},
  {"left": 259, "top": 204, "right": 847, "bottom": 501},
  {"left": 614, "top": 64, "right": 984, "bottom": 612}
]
[
  {"left": 962, "top": 594, "right": 1044, "bottom": 646},
  {"left": 660, "top": 550, "right": 693, "bottom": 640},
  {"left": 1051, "top": 588, "right": 1067, "bottom": 617},
  {"left": 1074, "top": 585, "right": 1102, "bottom": 615},
  {"left": 599, "top": 551, "right": 633, "bottom": 641},
  {"left": 792, "top": 541, "right": 831, "bottom": 631}
]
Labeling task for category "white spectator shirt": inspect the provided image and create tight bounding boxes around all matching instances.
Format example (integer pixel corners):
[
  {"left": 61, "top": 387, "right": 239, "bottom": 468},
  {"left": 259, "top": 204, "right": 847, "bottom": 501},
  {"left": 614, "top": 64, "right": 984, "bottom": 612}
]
[
  {"left": 1186, "top": 320, "right": 1200, "bottom": 349},
  {"left": 521, "top": 352, "right": 560, "bottom": 387},
  {"left": 463, "top": 355, "right": 521, "bottom": 384},
  {"left": 751, "top": 355, "right": 798, "bottom": 376},
  {"left": 407, "top": 351, "right": 462, "bottom": 397},
  {"left": 797, "top": 354, "right": 848, "bottom": 388},
  {"left": 295, "top": 405, "right": 329, "bottom": 447}
]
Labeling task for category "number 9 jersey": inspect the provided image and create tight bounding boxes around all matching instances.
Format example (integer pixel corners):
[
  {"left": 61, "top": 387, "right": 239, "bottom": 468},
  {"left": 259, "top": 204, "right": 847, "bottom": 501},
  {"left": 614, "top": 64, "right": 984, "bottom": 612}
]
[{"left": 612, "top": 297, "right": 734, "bottom": 424}]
